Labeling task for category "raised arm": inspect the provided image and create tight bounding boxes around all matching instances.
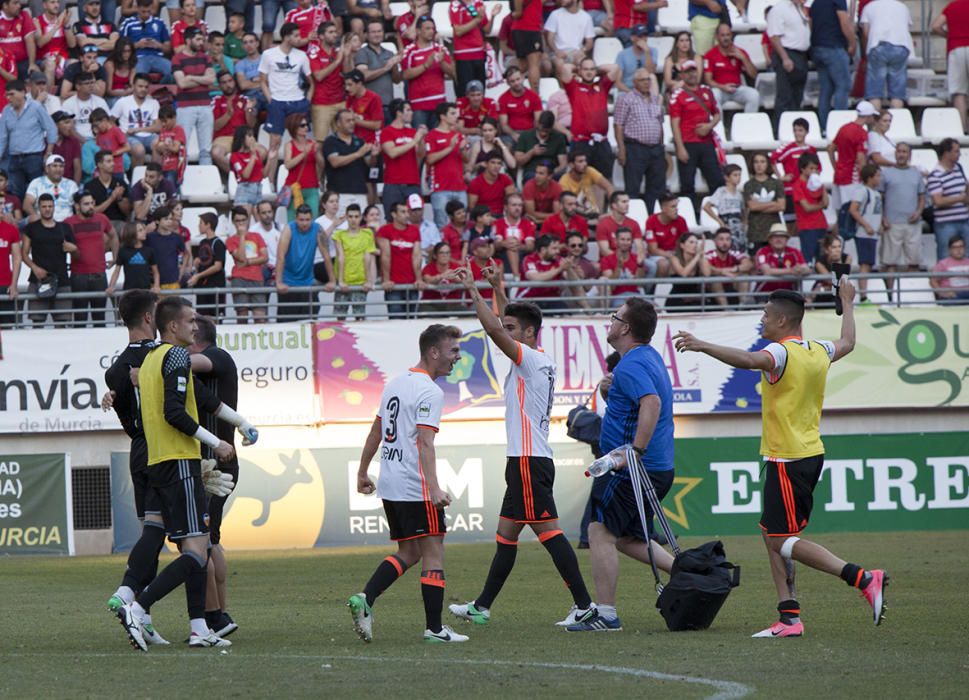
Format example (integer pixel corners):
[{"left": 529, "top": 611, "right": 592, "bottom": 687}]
[{"left": 672, "top": 329, "right": 775, "bottom": 370}]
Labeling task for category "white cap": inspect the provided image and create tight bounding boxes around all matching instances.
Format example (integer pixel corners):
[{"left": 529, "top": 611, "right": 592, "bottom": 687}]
[
  {"left": 407, "top": 193, "right": 424, "bottom": 210},
  {"left": 856, "top": 100, "right": 878, "bottom": 117},
  {"left": 45, "top": 154, "right": 65, "bottom": 167}
]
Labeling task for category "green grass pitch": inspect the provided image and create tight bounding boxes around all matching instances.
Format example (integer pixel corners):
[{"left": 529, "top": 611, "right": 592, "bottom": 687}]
[{"left": 1, "top": 531, "right": 964, "bottom": 699}]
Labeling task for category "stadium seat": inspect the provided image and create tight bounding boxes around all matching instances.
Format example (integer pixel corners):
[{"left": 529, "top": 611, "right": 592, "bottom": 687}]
[
  {"left": 182, "top": 165, "right": 230, "bottom": 205},
  {"left": 130, "top": 165, "right": 146, "bottom": 187},
  {"left": 657, "top": 0, "right": 690, "bottom": 32},
  {"left": 487, "top": 83, "right": 508, "bottom": 101},
  {"left": 484, "top": 1, "right": 511, "bottom": 37},
  {"left": 802, "top": 71, "right": 819, "bottom": 108},
  {"left": 921, "top": 108, "right": 969, "bottom": 145},
  {"left": 908, "top": 148, "right": 939, "bottom": 176},
  {"left": 887, "top": 108, "right": 922, "bottom": 145},
  {"left": 730, "top": 112, "right": 779, "bottom": 151},
  {"left": 698, "top": 196, "right": 719, "bottom": 232},
  {"left": 745, "top": 0, "right": 775, "bottom": 30},
  {"left": 389, "top": 2, "right": 409, "bottom": 16},
  {"left": 824, "top": 110, "right": 857, "bottom": 141},
  {"left": 205, "top": 4, "right": 227, "bottom": 32},
  {"left": 777, "top": 111, "right": 826, "bottom": 148},
  {"left": 276, "top": 164, "right": 289, "bottom": 192},
  {"left": 647, "top": 36, "right": 673, "bottom": 69},
  {"left": 628, "top": 198, "right": 649, "bottom": 229},
  {"left": 726, "top": 2, "right": 752, "bottom": 32},
  {"left": 734, "top": 33, "right": 767, "bottom": 71},
  {"left": 181, "top": 207, "right": 217, "bottom": 242},
  {"left": 538, "top": 77, "right": 559, "bottom": 103},
  {"left": 816, "top": 150, "right": 834, "bottom": 187},
  {"left": 187, "top": 128, "right": 200, "bottom": 163},
  {"left": 908, "top": 70, "right": 948, "bottom": 107},
  {"left": 662, "top": 114, "right": 673, "bottom": 152},
  {"left": 754, "top": 72, "right": 775, "bottom": 111},
  {"left": 431, "top": 2, "right": 453, "bottom": 38},
  {"left": 593, "top": 37, "right": 622, "bottom": 66}
]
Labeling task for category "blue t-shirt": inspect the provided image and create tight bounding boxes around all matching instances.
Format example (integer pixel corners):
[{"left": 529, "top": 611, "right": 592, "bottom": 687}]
[
  {"left": 616, "top": 46, "right": 659, "bottom": 90},
  {"left": 809, "top": 0, "right": 848, "bottom": 49},
  {"left": 599, "top": 344, "right": 674, "bottom": 473},
  {"left": 283, "top": 220, "right": 320, "bottom": 286},
  {"left": 145, "top": 231, "right": 184, "bottom": 285},
  {"left": 120, "top": 17, "right": 171, "bottom": 57},
  {"left": 689, "top": 0, "right": 725, "bottom": 20}
]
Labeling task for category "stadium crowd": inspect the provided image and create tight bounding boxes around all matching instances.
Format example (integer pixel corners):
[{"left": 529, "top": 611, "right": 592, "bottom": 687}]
[{"left": 0, "top": 0, "right": 968, "bottom": 328}]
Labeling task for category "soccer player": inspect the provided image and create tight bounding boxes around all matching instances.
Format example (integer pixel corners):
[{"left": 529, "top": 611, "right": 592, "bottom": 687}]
[
  {"left": 566, "top": 298, "right": 677, "bottom": 632},
  {"left": 191, "top": 315, "right": 246, "bottom": 639},
  {"left": 347, "top": 324, "right": 466, "bottom": 644},
  {"left": 115, "top": 297, "right": 255, "bottom": 652},
  {"left": 448, "top": 259, "right": 596, "bottom": 628},
  {"left": 673, "top": 282, "right": 889, "bottom": 638}
]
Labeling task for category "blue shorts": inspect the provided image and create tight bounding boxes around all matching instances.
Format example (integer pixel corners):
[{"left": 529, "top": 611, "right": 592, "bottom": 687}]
[
  {"left": 235, "top": 181, "right": 262, "bottom": 205},
  {"left": 855, "top": 237, "right": 877, "bottom": 266},
  {"left": 264, "top": 98, "right": 310, "bottom": 136},
  {"left": 591, "top": 468, "right": 674, "bottom": 541}
]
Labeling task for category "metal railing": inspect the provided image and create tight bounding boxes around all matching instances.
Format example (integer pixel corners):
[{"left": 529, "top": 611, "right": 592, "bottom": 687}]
[{"left": 1, "top": 272, "right": 962, "bottom": 329}]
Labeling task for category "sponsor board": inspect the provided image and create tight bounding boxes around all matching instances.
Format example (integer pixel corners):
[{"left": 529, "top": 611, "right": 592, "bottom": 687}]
[
  {"left": 0, "top": 453, "right": 74, "bottom": 555},
  {"left": 110, "top": 432, "right": 969, "bottom": 551}
]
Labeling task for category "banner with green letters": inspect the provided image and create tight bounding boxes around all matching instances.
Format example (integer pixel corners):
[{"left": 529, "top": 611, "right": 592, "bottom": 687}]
[
  {"left": 0, "top": 453, "right": 74, "bottom": 555},
  {"left": 110, "top": 432, "right": 969, "bottom": 550}
]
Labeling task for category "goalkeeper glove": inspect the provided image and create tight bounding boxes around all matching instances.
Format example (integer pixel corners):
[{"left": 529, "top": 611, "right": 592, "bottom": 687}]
[{"left": 201, "top": 458, "right": 235, "bottom": 497}]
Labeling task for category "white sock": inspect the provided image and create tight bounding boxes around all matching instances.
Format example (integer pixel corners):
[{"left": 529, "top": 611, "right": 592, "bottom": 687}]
[
  {"left": 142, "top": 613, "right": 153, "bottom": 626},
  {"left": 130, "top": 602, "right": 147, "bottom": 620},
  {"left": 115, "top": 586, "right": 135, "bottom": 605},
  {"left": 598, "top": 604, "right": 618, "bottom": 620},
  {"left": 190, "top": 618, "right": 210, "bottom": 637}
]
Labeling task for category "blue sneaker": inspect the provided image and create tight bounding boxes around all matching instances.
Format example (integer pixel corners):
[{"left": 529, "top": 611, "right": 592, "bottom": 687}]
[{"left": 566, "top": 611, "right": 622, "bottom": 632}]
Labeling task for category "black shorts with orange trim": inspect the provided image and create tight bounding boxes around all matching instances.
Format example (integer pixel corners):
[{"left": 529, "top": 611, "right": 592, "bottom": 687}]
[
  {"left": 383, "top": 499, "right": 447, "bottom": 541},
  {"left": 500, "top": 456, "right": 558, "bottom": 523},
  {"left": 760, "top": 455, "right": 825, "bottom": 536}
]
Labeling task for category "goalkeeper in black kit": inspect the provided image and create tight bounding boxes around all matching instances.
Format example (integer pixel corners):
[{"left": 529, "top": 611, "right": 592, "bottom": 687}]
[{"left": 114, "top": 296, "right": 258, "bottom": 652}]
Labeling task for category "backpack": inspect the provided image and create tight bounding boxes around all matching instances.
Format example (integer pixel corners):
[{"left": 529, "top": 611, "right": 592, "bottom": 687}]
[
  {"left": 836, "top": 187, "right": 869, "bottom": 241},
  {"left": 656, "top": 540, "right": 741, "bottom": 631},
  {"left": 566, "top": 404, "right": 601, "bottom": 447}
]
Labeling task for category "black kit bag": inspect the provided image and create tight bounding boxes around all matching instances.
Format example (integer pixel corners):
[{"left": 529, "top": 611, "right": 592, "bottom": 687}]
[{"left": 623, "top": 447, "right": 741, "bottom": 631}]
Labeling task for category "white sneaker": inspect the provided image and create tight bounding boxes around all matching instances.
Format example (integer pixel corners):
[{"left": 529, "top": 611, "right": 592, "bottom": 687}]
[
  {"left": 189, "top": 632, "right": 232, "bottom": 648},
  {"left": 347, "top": 593, "right": 373, "bottom": 642},
  {"left": 143, "top": 623, "right": 170, "bottom": 646},
  {"left": 117, "top": 604, "right": 147, "bottom": 652},
  {"left": 448, "top": 601, "right": 490, "bottom": 625},
  {"left": 555, "top": 604, "right": 597, "bottom": 627},
  {"left": 424, "top": 625, "right": 469, "bottom": 643}
]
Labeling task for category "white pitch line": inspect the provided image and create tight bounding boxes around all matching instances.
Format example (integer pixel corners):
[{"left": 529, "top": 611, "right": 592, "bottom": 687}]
[{"left": 1, "top": 652, "right": 752, "bottom": 699}]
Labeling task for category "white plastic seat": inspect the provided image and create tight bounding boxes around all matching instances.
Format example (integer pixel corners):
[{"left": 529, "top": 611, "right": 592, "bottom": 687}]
[
  {"left": 182, "top": 165, "right": 229, "bottom": 204},
  {"left": 886, "top": 107, "right": 921, "bottom": 145},
  {"left": 431, "top": 2, "right": 454, "bottom": 39},
  {"left": 205, "top": 4, "right": 227, "bottom": 33},
  {"left": 816, "top": 150, "right": 835, "bottom": 187},
  {"left": 921, "top": 107, "right": 969, "bottom": 145},
  {"left": 746, "top": 0, "right": 777, "bottom": 30},
  {"left": 657, "top": 0, "right": 690, "bottom": 32},
  {"left": 646, "top": 36, "right": 673, "bottom": 70},
  {"left": 734, "top": 33, "right": 768, "bottom": 71},
  {"left": 592, "top": 37, "right": 622, "bottom": 66},
  {"left": 389, "top": 2, "right": 409, "bottom": 16},
  {"left": 776, "top": 111, "right": 826, "bottom": 148},
  {"left": 628, "top": 198, "right": 649, "bottom": 229},
  {"left": 698, "top": 196, "right": 719, "bottom": 232},
  {"left": 824, "top": 109, "right": 857, "bottom": 142},
  {"left": 187, "top": 128, "right": 200, "bottom": 163},
  {"left": 130, "top": 165, "right": 146, "bottom": 187},
  {"left": 730, "top": 112, "right": 779, "bottom": 151},
  {"left": 538, "top": 77, "right": 559, "bottom": 103},
  {"left": 908, "top": 148, "right": 940, "bottom": 177}
]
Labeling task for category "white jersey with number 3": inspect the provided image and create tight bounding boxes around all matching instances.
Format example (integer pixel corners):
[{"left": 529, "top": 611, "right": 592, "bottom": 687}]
[
  {"left": 376, "top": 368, "right": 444, "bottom": 501},
  {"left": 504, "top": 343, "right": 555, "bottom": 458}
]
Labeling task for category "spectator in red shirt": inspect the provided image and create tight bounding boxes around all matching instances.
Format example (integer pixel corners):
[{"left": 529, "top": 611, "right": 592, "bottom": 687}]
[
  {"left": 520, "top": 233, "right": 568, "bottom": 310},
  {"left": 932, "top": 0, "right": 969, "bottom": 133},
  {"left": 703, "top": 23, "right": 759, "bottom": 112},
  {"left": 456, "top": 80, "right": 497, "bottom": 136},
  {"left": 90, "top": 108, "right": 131, "bottom": 176},
  {"left": 394, "top": 0, "right": 428, "bottom": 51},
  {"left": 496, "top": 66, "right": 542, "bottom": 146},
  {"left": 309, "top": 22, "right": 351, "bottom": 142},
  {"left": 792, "top": 151, "right": 830, "bottom": 264},
  {"left": 285, "top": 0, "right": 333, "bottom": 48},
  {"left": 645, "top": 191, "right": 687, "bottom": 275},
  {"left": 522, "top": 160, "right": 562, "bottom": 224},
  {"left": 450, "top": 0, "right": 499, "bottom": 96},
  {"left": 377, "top": 199, "right": 425, "bottom": 317},
  {"left": 556, "top": 55, "right": 620, "bottom": 179},
  {"left": 34, "top": 0, "right": 72, "bottom": 79},
  {"left": 401, "top": 16, "right": 455, "bottom": 129},
  {"left": 343, "top": 68, "right": 383, "bottom": 204},
  {"left": 442, "top": 199, "right": 467, "bottom": 255},
  {"left": 705, "top": 226, "right": 753, "bottom": 305},
  {"left": 0, "top": 210, "right": 20, "bottom": 325},
  {"left": 229, "top": 125, "right": 267, "bottom": 214},
  {"left": 597, "top": 190, "right": 646, "bottom": 259},
  {"left": 510, "top": 0, "right": 544, "bottom": 91},
  {"left": 425, "top": 101, "right": 469, "bottom": 228},
  {"left": 829, "top": 99, "right": 877, "bottom": 211},
  {"left": 66, "top": 190, "right": 116, "bottom": 327},
  {"left": 540, "top": 189, "right": 590, "bottom": 242},
  {"left": 380, "top": 98, "right": 427, "bottom": 220},
  {"left": 770, "top": 116, "right": 817, "bottom": 223},
  {"left": 170, "top": 0, "right": 207, "bottom": 51},
  {"left": 468, "top": 152, "right": 516, "bottom": 215},
  {"left": 599, "top": 226, "right": 644, "bottom": 307},
  {"left": 494, "top": 191, "right": 535, "bottom": 276},
  {"left": 669, "top": 59, "right": 725, "bottom": 215},
  {"left": 0, "top": 0, "right": 36, "bottom": 78},
  {"left": 421, "top": 239, "right": 464, "bottom": 311},
  {"left": 211, "top": 72, "right": 256, "bottom": 174},
  {"left": 755, "top": 222, "right": 811, "bottom": 293}
]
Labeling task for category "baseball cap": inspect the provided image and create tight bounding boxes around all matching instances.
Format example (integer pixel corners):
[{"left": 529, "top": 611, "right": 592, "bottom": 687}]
[
  {"left": 679, "top": 59, "right": 698, "bottom": 71},
  {"left": 82, "top": 44, "right": 100, "bottom": 54},
  {"left": 52, "top": 111, "right": 74, "bottom": 123},
  {"left": 45, "top": 154, "right": 65, "bottom": 167},
  {"left": 28, "top": 70, "right": 47, "bottom": 83},
  {"left": 768, "top": 223, "right": 790, "bottom": 238},
  {"left": 343, "top": 68, "right": 364, "bottom": 83},
  {"left": 470, "top": 236, "right": 493, "bottom": 252},
  {"left": 466, "top": 80, "right": 484, "bottom": 94},
  {"left": 631, "top": 24, "right": 649, "bottom": 37},
  {"left": 407, "top": 193, "right": 424, "bottom": 210},
  {"left": 856, "top": 100, "right": 878, "bottom": 117}
]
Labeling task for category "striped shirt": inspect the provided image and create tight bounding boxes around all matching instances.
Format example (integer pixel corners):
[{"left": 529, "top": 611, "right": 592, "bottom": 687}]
[
  {"left": 927, "top": 164, "right": 969, "bottom": 223},
  {"left": 613, "top": 88, "right": 664, "bottom": 146}
]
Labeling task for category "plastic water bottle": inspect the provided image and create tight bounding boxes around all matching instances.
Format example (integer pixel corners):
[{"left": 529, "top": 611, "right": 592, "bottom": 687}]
[{"left": 585, "top": 453, "right": 619, "bottom": 478}]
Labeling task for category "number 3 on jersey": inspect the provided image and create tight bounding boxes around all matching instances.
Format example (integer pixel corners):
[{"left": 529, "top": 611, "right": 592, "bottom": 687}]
[{"left": 384, "top": 396, "right": 400, "bottom": 443}]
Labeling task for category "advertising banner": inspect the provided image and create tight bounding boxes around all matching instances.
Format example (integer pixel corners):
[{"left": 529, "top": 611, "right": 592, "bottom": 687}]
[
  {"left": 0, "top": 323, "right": 317, "bottom": 433},
  {"left": 0, "top": 453, "right": 74, "bottom": 555},
  {"left": 110, "top": 432, "right": 969, "bottom": 551}
]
